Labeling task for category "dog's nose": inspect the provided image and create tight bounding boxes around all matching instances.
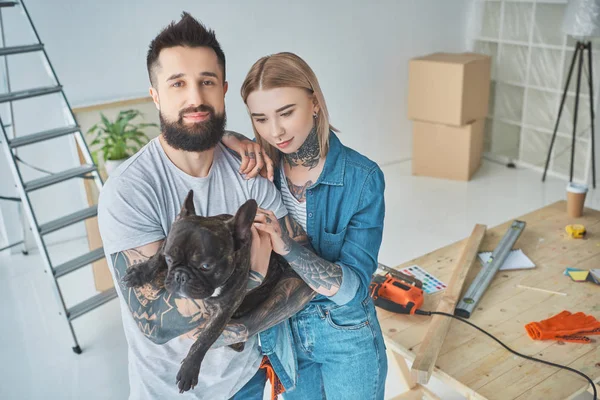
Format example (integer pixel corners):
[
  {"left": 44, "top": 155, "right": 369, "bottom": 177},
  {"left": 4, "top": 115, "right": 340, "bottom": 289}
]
[{"left": 173, "top": 270, "right": 190, "bottom": 285}]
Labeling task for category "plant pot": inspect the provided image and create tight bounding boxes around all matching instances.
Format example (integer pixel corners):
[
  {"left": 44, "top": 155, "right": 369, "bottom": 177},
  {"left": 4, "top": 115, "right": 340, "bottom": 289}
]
[{"left": 104, "top": 158, "right": 127, "bottom": 176}]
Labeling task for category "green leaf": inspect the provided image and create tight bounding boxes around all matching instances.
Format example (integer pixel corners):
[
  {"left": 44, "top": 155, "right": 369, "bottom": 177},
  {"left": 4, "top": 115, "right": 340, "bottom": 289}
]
[
  {"left": 100, "top": 113, "right": 111, "bottom": 130},
  {"left": 115, "top": 110, "right": 141, "bottom": 133},
  {"left": 86, "top": 123, "right": 99, "bottom": 135},
  {"left": 87, "top": 108, "right": 155, "bottom": 163}
]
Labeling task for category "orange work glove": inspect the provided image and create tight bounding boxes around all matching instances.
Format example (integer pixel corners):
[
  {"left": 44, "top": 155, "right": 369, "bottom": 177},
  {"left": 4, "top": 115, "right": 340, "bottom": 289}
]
[{"left": 525, "top": 311, "right": 600, "bottom": 344}]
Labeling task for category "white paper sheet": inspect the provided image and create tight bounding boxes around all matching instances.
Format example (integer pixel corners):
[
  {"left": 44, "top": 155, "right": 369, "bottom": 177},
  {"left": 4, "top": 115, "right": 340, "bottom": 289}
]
[{"left": 478, "top": 249, "right": 535, "bottom": 271}]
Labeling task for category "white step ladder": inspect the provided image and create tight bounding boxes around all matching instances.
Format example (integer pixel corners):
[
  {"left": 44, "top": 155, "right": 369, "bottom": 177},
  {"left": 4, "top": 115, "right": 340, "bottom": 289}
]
[{"left": 0, "top": 0, "right": 116, "bottom": 354}]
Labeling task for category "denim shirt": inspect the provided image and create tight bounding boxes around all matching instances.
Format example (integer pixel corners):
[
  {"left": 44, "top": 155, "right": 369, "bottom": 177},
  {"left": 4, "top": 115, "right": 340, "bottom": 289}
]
[{"left": 258, "top": 132, "right": 386, "bottom": 390}]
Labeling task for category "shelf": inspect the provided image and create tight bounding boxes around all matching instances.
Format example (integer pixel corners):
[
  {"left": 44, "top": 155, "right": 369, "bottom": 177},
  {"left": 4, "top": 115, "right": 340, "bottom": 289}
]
[
  {"left": 476, "top": 37, "right": 565, "bottom": 51},
  {"left": 488, "top": 115, "right": 592, "bottom": 144},
  {"left": 479, "top": 0, "right": 572, "bottom": 4},
  {"left": 494, "top": 79, "right": 586, "bottom": 98}
]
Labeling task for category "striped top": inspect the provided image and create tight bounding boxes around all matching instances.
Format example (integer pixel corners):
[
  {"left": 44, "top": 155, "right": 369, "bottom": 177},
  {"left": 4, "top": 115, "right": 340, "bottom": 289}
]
[{"left": 279, "top": 166, "right": 307, "bottom": 231}]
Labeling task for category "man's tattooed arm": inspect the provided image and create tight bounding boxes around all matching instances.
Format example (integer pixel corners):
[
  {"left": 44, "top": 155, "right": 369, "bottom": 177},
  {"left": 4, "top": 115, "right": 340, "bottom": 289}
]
[
  {"left": 111, "top": 241, "right": 249, "bottom": 346},
  {"left": 246, "top": 271, "right": 264, "bottom": 291},
  {"left": 279, "top": 214, "right": 311, "bottom": 249},
  {"left": 222, "top": 131, "right": 250, "bottom": 142},
  {"left": 220, "top": 268, "right": 316, "bottom": 343},
  {"left": 278, "top": 216, "right": 343, "bottom": 297}
]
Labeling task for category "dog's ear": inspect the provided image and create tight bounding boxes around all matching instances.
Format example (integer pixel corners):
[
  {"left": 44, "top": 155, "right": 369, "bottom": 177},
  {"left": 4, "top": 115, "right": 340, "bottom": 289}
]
[
  {"left": 230, "top": 199, "right": 258, "bottom": 248},
  {"left": 176, "top": 190, "right": 196, "bottom": 220}
]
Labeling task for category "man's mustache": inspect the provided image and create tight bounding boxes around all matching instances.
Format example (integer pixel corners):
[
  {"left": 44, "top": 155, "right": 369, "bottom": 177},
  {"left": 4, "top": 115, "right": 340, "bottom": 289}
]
[{"left": 179, "top": 104, "right": 215, "bottom": 119}]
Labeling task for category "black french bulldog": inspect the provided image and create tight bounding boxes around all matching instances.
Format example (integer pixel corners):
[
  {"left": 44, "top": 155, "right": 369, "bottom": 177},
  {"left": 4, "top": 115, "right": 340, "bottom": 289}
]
[{"left": 122, "top": 190, "right": 290, "bottom": 393}]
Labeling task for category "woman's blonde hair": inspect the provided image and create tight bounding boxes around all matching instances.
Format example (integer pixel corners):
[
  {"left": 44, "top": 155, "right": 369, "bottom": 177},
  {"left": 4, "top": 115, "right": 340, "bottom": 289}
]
[{"left": 240, "top": 52, "right": 338, "bottom": 165}]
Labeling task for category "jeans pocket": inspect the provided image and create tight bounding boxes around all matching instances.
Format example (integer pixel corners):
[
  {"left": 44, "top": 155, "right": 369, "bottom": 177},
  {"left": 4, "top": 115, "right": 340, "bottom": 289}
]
[{"left": 324, "top": 304, "right": 369, "bottom": 330}]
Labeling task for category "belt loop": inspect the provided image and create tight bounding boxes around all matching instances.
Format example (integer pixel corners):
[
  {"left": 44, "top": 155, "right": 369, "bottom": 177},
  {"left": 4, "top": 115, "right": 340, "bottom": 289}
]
[{"left": 315, "top": 305, "right": 328, "bottom": 320}]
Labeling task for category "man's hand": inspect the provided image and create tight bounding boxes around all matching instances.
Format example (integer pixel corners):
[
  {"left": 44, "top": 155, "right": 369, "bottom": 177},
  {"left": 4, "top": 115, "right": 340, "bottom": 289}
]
[{"left": 248, "top": 225, "right": 272, "bottom": 290}]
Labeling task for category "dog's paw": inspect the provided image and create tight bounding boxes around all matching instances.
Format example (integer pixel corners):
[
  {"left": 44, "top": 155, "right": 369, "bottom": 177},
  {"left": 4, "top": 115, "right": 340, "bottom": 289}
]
[
  {"left": 228, "top": 342, "right": 245, "bottom": 352},
  {"left": 122, "top": 267, "right": 147, "bottom": 288},
  {"left": 176, "top": 360, "right": 201, "bottom": 393}
]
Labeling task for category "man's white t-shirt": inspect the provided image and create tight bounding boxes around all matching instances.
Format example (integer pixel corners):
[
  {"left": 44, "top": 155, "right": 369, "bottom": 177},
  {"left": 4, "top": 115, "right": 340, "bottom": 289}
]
[{"left": 98, "top": 136, "right": 287, "bottom": 400}]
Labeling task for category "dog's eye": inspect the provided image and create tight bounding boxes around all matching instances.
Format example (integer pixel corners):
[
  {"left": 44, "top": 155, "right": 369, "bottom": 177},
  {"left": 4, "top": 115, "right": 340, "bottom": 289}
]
[{"left": 200, "top": 263, "right": 211, "bottom": 270}]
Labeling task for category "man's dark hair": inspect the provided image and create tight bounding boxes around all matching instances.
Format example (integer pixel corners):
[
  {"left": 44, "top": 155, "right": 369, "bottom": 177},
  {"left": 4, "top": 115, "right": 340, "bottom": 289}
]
[{"left": 146, "top": 12, "right": 226, "bottom": 87}]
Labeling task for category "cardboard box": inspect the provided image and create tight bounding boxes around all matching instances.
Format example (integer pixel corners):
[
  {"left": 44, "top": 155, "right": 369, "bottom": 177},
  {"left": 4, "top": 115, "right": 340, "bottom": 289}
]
[
  {"left": 412, "top": 119, "right": 484, "bottom": 181},
  {"left": 408, "top": 53, "right": 491, "bottom": 126}
]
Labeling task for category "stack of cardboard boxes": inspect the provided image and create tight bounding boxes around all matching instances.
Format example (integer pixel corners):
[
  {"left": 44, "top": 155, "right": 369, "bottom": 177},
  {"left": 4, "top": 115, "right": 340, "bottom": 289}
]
[{"left": 408, "top": 53, "right": 492, "bottom": 181}]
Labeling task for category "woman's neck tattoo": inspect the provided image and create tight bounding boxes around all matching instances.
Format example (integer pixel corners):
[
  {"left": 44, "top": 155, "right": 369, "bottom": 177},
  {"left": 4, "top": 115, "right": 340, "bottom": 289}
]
[{"left": 284, "top": 127, "right": 320, "bottom": 170}]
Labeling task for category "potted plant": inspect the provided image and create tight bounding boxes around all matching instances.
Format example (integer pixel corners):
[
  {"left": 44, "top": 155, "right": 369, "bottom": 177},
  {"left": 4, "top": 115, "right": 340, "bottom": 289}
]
[{"left": 87, "top": 109, "right": 157, "bottom": 175}]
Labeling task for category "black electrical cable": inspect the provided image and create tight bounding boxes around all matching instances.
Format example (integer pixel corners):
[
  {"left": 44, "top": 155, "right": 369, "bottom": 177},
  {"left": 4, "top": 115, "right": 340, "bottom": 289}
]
[
  {"left": 414, "top": 309, "right": 597, "bottom": 400},
  {"left": 14, "top": 155, "right": 95, "bottom": 179},
  {"left": 0, "top": 195, "right": 20, "bottom": 202},
  {"left": 1, "top": 155, "right": 98, "bottom": 201},
  {"left": 0, "top": 240, "right": 24, "bottom": 252},
  {"left": 14, "top": 154, "right": 55, "bottom": 175}
]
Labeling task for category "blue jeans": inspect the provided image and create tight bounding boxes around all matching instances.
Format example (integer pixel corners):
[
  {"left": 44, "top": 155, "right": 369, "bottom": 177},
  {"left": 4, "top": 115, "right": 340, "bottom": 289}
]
[
  {"left": 283, "top": 298, "right": 387, "bottom": 400},
  {"left": 230, "top": 367, "right": 267, "bottom": 400}
]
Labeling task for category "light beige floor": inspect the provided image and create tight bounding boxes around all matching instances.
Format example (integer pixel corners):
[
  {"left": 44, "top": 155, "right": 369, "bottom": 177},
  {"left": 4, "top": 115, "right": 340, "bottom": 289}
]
[{"left": 0, "top": 159, "right": 595, "bottom": 399}]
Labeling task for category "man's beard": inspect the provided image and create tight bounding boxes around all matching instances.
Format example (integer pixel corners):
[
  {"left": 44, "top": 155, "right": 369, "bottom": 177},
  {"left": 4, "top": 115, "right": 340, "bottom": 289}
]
[{"left": 160, "top": 104, "right": 227, "bottom": 152}]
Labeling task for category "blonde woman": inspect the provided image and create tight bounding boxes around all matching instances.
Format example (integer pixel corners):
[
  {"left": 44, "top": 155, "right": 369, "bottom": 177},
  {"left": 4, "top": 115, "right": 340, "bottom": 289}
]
[{"left": 223, "top": 52, "right": 387, "bottom": 400}]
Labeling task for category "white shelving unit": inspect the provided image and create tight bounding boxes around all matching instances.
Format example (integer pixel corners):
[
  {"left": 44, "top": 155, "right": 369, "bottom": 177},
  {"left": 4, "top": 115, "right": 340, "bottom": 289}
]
[{"left": 471, "top": 0, "right": 600, "bottom": 183}]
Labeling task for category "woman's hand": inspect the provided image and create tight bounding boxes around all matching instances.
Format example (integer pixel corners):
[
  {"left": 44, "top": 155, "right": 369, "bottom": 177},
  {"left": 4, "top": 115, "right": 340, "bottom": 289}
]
[
  {"left": 221, "top": 133, "right": 274, "bottom": 181},
  {"left": 253, "top": 208, "right": 292, "bottom": 255},
  {"left": 238, "top": 141, "right": 274, "bottom": 182}
]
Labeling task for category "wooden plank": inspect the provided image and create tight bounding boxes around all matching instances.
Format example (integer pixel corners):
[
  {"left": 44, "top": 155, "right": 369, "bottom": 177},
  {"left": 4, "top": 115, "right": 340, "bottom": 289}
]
[
  {"left": 588, "top": 379, "right": 600, "bottom": 396},
  {"left": 385, "top": 339, "right": 489, "bottom": 400},
  {"left": 411, "top": 224, "right": 487, "bottom": 384},
  {"left": 387, "top": 348, "right": 441, "bottom": 399},
  {"left": 71, "top": 96, "right": 153, "bottom": 114},
  {"left": 389, "top": 388, "right": 423, "bottom": 400},
  {"left": 75, "top": 141, "right": 113, "bottom": 291},
  {"left": 511, "top": 346, "right": 600, "bottom": 400},
  {"left": 388, "top": 347, "right": 417, "bottom": 390}
]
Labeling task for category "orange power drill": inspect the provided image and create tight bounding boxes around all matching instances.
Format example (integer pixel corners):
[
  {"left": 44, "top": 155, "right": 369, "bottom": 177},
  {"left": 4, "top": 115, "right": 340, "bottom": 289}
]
[{"left": 369, "top": 264, "right": 424, "bottom": 315}]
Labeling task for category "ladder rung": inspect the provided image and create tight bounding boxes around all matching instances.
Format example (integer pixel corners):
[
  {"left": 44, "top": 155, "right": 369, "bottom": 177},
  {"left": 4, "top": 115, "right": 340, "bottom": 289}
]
[
  {"left": 9, "top": 125, "right": 80, "bottom": 148},
  {"left": 24, "top": 164, "right": 96, "bottom": 192},
  {"left": 68, "top": 287, "right": 117, "bottom": 321},
  {"left": 39, "top": 205, "right": 97, "bottom": 235},
  {"left": 0, "top": 85, "right": 62, "bottom": 103},
  {"left": 0, "top": 2, "right": 17, "bottom": 7},
  {"left": 54, "top": 247, "right": 105, "bottom": 278},
  {"left": 0, "top": 44, "right": 44, "bottom": 57}
]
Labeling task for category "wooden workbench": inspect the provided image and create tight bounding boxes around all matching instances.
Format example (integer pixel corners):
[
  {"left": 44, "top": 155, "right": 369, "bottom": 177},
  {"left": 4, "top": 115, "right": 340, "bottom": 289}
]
[{"left": 380, "top": 201, "right": 600, "bottom": 400}]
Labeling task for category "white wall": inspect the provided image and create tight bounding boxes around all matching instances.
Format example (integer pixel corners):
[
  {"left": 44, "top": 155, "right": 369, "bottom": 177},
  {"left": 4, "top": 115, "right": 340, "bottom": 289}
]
[{"left": 0, "top": 0, "right": 472, "bottom": 249}]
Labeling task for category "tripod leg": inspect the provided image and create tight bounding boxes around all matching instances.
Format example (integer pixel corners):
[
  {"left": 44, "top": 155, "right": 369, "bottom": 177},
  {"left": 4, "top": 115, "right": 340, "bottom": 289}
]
[
  {"left": 544, "top": 43, "right": 580, "bottom": 181},
  {"left": 571, "top": 43, "right": 585, "bottom": 182},
  {"left": 587, "top": 43, "right": 596, "bottom": 188}
]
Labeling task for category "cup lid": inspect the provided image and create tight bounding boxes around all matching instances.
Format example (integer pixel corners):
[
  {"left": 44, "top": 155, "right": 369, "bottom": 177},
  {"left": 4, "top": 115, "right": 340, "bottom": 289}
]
[{"left": 567, "top": 182, "right": 588, "bottom": 194}]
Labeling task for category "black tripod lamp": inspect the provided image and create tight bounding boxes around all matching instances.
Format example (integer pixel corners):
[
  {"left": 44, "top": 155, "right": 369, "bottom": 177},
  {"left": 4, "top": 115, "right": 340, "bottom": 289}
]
[{"left": 542, "top": 0, "right": 600, "bottom": 188}]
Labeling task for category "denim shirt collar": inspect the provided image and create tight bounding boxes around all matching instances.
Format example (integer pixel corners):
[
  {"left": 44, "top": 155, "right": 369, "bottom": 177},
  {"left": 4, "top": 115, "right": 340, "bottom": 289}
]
[{"left": 312, "top": 131, "right": 345, "bottom": 187}]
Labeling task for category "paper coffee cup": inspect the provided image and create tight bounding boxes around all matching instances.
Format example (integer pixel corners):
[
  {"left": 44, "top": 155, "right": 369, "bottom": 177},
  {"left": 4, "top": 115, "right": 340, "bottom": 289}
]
[{"left": 566, "top": 183, "right": 588, "bottom": 218}]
